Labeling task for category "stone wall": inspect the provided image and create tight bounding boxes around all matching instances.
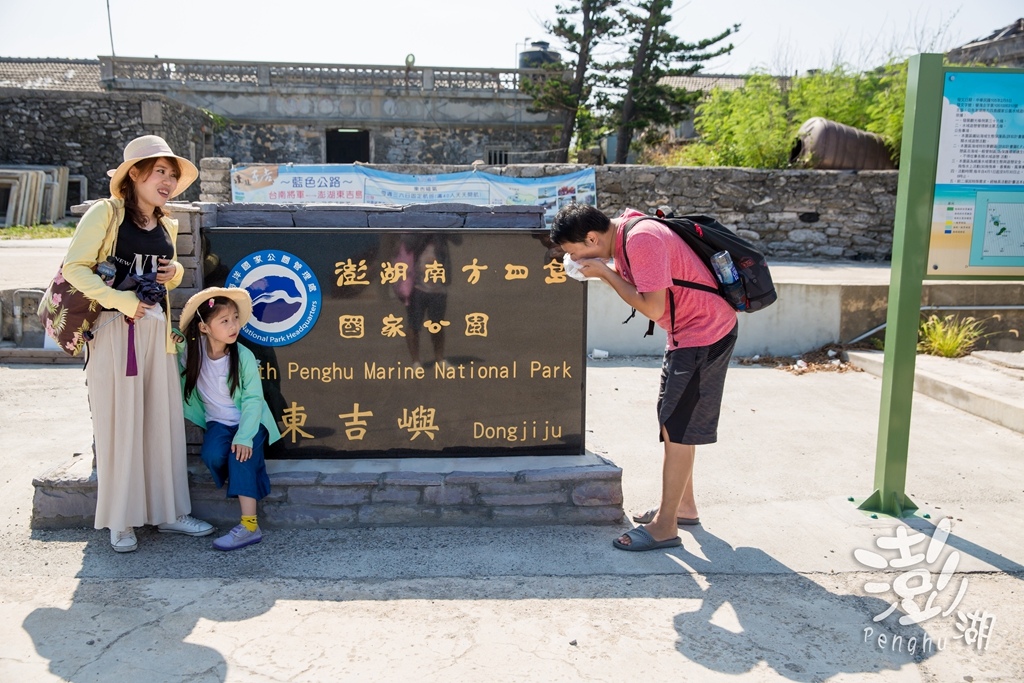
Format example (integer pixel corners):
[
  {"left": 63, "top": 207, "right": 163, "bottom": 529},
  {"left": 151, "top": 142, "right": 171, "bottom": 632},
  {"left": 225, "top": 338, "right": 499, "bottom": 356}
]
[
  {"left": 199, "top": 158, "right": 231, "bottom": 203},
  {"left": 594, "top": 166, "right": 898, "bottom": 261},
  {"left": 215, "top": 123, "right": 560, "bottom": 165},
  {"left": 375, "top": 126, "right": 560, "bottom": 164},
  {"left": 215, "top": 124, "right": 323, "bottom": 164},
  {"left": 201, "top": 161, "right": 899, "bottom": 261},
  {"left": 0, "top": 90, "right": 210, "bottom": 202}
]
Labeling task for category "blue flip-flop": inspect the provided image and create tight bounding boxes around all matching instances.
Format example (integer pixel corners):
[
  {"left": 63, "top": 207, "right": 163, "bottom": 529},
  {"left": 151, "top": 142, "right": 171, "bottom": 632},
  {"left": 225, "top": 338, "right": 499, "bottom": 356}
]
[{"left": 612, "top": 526, "right": 682, "bottom": 552}]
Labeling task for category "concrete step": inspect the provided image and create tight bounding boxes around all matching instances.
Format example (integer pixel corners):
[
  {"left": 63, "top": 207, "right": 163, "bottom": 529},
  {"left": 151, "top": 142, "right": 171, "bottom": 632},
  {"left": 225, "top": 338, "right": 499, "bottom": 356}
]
[
  {"left": 846, "top": 350, "right": 1024, "bottom": 435},
  {"left": 972, "top": 349, "right": 1024, "bottom": 374},
  {"left": 0, "top": 347, "right": 82, "bottom": 364},
  {"left": 32, "top": 453, "right": 624, "bottom": 530}
]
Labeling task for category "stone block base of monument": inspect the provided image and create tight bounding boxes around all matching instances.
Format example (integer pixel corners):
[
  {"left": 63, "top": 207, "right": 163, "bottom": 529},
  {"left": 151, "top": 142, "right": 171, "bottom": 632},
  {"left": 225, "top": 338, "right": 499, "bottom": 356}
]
[{"left": 32, "top": 454, "right": 624, "bottom": 529}]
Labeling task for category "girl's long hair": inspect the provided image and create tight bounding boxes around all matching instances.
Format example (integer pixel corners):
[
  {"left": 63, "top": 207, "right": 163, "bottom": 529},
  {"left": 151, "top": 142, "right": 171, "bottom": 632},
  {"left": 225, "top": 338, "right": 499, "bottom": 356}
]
[
  {"left": 119, "top": 157, "right": 181, "bottom": 228},
  {"left": 182, "top": 297, "right": 241, "bottom": 401}
]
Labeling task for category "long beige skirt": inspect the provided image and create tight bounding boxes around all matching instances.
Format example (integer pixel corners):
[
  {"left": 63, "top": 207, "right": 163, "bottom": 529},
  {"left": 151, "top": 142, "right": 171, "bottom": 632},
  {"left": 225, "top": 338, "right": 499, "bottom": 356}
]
[{"left": 86, "top": 309, "right": 191, "bottom": 531}]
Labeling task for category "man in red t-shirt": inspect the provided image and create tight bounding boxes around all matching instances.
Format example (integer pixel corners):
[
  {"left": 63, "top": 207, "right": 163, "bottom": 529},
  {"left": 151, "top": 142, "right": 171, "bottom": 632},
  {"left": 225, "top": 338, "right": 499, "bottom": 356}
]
[{"left": 551, "top": 203, "right": 738, "bottom": 551}]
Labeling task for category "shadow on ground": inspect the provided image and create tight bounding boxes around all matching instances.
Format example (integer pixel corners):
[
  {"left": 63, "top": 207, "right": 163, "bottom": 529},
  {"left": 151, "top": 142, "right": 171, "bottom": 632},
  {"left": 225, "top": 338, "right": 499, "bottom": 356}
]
[
  {"left": 671, "top": 529, "right": 936, "bottom": 681},
  {"left": 22, "top": 524, "right": 941, "bottom": 682}
]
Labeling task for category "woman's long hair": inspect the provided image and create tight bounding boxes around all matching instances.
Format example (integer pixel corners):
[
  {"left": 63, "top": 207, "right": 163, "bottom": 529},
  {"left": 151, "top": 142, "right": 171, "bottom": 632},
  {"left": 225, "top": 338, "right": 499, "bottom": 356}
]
[
  {"left": 182, "top": 297, "right": 241, "bottom": 402},
  {"left": 119, "top": 157, "right": 181, "bottom": 228}
]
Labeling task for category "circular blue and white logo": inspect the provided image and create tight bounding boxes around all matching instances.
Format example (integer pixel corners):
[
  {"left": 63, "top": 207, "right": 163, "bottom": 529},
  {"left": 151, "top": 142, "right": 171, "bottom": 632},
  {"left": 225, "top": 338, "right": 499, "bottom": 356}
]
[{"left": 226, "top": 250, "right": 321, "bottom": 347}]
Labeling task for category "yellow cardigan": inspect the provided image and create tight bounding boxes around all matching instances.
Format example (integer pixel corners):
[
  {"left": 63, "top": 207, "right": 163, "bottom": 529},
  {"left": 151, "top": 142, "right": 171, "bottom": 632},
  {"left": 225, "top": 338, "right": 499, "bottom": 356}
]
[{"left": 60, "top": 198, "right": 184, "bottom": 354}]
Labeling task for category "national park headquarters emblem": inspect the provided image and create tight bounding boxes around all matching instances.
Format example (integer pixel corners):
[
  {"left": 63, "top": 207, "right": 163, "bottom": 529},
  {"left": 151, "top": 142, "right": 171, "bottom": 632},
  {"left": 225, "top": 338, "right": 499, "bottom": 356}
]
[{"left": 226, "top": 250, "right": 322, "bottom": 347}]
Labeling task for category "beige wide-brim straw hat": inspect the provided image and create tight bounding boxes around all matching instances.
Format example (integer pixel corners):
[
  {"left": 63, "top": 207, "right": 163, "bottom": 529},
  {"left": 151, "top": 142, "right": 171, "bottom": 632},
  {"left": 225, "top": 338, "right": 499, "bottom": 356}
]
[
  {"left": 107, "top": 135, "right": 199, "bottom": 199},
  {"left": 180, "top": 287, "right": 253, "bottom": 331}
]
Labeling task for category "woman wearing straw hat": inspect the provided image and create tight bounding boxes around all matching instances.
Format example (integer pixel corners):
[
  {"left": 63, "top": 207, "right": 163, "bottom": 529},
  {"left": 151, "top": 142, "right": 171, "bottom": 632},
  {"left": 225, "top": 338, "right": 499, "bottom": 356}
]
[{"left": 61, "top": 135, "right": 213, "bottom": 552}]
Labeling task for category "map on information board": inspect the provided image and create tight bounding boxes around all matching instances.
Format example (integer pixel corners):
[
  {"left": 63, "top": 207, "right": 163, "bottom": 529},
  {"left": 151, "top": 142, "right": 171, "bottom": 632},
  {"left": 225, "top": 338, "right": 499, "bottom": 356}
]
[
  {"left": 971, "top": 193, "right": 1024, "bottom": 265},
  {"left": 928, "top": 71, "right": 1024, "bottom": 276}
]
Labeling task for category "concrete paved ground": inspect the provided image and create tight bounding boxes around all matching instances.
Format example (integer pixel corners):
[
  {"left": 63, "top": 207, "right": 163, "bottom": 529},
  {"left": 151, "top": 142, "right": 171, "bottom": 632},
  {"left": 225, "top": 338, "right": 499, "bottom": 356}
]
[
  {"left": 0, "top": 237, "right": 69, "bottom": 291},
  {"left": 1, "top": 357, "right": 1022, "bottom": 682}
]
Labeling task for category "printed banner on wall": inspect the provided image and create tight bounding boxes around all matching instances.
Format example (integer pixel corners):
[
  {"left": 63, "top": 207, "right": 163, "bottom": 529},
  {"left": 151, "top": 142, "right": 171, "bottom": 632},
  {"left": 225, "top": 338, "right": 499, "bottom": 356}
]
[{"left": 230, "top": 164, "right": 597, "bottom": 225}]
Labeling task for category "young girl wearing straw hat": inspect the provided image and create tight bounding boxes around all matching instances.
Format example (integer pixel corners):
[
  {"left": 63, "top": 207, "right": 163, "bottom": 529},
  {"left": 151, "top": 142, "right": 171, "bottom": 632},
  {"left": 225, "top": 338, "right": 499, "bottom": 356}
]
[
  {"left": 175, "top": 287, "right": 282, "bottom": 551},
  {"left": 61, "top": 135, "right": 213, "bottom": 552}
]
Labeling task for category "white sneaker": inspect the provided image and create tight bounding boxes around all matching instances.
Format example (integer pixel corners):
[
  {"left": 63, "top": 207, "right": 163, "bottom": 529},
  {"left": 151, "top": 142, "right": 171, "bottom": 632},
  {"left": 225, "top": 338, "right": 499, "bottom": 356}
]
[
  {"left": 157, "top": 514, "right": 214, "bottom": 537},
  {"left": 110, "top": 527, "right": 137, "bottom": 553}
]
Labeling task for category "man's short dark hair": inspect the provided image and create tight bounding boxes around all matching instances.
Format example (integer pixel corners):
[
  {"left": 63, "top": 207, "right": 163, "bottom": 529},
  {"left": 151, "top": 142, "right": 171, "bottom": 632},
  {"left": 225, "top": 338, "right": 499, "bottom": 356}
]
[{"left": 550, "top": 203, "right": 611, "bottom": 245}]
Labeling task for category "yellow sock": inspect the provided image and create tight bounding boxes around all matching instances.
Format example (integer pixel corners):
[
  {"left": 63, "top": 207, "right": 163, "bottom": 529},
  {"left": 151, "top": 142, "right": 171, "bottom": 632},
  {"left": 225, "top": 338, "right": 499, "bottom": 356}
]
[{"left": 241, "top": 515, "right": 258, "bottom": 532}]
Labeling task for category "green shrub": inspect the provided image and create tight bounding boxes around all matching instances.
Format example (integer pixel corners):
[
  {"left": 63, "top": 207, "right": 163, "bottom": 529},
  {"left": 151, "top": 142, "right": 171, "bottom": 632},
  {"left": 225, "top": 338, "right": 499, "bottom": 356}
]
[
  {"left": 680, "top": 74, "right": 791, "bottom": 168},
  {"left": 670, "top": 61, "right": 908, "bottom": 169},
  {"left": 789, "top": 65, "right": 876, "bottom": 131},
  {"left": 865, "top": 61, "right": 908, "bottom": 164}
]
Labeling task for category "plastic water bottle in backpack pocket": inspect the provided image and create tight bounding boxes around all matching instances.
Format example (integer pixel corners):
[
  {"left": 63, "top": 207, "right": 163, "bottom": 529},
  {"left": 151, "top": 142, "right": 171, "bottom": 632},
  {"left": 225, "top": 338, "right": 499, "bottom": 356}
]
[{"left": 710, "top": 251, "right": 747, "bottom": 311}]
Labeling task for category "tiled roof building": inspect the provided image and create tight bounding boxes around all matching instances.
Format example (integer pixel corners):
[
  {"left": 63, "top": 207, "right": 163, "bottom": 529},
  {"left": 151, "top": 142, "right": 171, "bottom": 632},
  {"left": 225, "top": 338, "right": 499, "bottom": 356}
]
[
  {"left": 0, "top": 58, "right": 103, "bottom": 92},
  {"left": 947, "top": 18, "right": 1024, "bottom": 67},
  {"left": 658, "top": 73, "right": 748, "bottom": 92}
]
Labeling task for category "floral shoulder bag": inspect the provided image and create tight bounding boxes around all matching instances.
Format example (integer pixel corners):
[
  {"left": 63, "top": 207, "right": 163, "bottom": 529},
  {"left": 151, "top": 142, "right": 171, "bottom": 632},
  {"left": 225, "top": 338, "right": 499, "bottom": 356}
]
[{"left": 38, "top": 200, "right": 119, "bottom": 357}]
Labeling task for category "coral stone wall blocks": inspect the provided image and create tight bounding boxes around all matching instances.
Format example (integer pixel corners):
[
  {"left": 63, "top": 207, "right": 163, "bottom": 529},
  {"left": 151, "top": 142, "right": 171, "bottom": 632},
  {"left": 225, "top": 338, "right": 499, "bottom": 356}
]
[{"left": 0, "top": 92, "right": 208, "bottom": 201}]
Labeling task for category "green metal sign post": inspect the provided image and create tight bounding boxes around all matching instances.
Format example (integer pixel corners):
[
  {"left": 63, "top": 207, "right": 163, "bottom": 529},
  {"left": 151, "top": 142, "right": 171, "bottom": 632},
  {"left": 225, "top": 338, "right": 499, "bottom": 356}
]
[
  {"left": 858, "top": 54, "right": 945, "bottom": 517},
  {"left": 859, "top": 56, "right": 1024, "bottom": 516}
]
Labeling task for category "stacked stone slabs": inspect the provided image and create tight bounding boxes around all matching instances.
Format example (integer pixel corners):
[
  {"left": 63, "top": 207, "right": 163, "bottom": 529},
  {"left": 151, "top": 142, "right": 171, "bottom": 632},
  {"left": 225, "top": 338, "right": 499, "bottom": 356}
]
[
  {"left": 2, "top": 165, "right": 70, "bottom": 222},
  {"left": 0, "top": 170, "right": 42, "bottom": 226},
  {"left": 0, "top": 177, "right": 20, "bottom": 227}
]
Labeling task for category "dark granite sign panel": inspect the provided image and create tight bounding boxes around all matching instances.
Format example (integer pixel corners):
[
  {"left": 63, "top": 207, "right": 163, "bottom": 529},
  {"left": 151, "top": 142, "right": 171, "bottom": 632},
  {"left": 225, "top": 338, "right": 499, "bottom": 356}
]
[{"left": 204, "top": 227, "right": 586, "bottom": 458}]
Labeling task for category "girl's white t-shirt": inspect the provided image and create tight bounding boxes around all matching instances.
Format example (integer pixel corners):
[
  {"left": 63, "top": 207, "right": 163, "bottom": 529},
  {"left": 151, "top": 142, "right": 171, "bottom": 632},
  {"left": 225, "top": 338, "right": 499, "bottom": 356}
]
[{"left": 197, "top": 340, "right": 242, "bottom": 426}]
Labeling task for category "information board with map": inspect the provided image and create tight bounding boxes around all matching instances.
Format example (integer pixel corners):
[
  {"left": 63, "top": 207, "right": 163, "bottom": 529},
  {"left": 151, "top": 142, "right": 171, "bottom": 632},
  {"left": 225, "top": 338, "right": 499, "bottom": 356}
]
[{"left": 927, "top": 71, "right": 1024, "bottom": 277}]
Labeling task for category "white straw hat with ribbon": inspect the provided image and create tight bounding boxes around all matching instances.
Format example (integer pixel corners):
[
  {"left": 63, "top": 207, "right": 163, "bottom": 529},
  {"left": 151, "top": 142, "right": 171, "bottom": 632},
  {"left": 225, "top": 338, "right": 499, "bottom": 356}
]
[
  {"left": 107, "top": 135, "right": 199, "bottom": 199},
  {"left": 180, "top": 287, "right": 254, "bottom": 332}
]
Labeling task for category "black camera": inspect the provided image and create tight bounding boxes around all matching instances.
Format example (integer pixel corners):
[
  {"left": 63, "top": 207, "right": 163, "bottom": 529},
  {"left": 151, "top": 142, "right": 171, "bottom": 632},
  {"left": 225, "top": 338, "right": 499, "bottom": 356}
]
[{"left": 97, "top": 257, "right": 116, "bottom": 285}]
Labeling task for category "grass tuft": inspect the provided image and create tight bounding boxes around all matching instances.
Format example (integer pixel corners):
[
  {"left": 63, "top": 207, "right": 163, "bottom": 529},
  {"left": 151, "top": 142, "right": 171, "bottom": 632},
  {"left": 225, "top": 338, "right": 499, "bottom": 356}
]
[
  {"left": 917, "top": 314, "right": 987, "bottom": 358},
  {"left": 0, "top": 224, "right": 76, "bottom": 240}
]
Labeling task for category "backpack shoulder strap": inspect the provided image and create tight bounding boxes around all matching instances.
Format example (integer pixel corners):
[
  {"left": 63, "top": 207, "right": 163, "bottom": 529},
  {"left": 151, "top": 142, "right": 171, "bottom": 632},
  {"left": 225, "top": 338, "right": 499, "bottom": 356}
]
[
  {"left": 617, "top": 216, "right": 644, "bottom": 276},
  {"left": 619, "top": 215, "right": 692, "bottom": 346},
  {"left": 622, "top": 215, "right": 719, "bottom": 295},
  {"left": 618, "top": 217, "right": 641, "bottom": 326}
]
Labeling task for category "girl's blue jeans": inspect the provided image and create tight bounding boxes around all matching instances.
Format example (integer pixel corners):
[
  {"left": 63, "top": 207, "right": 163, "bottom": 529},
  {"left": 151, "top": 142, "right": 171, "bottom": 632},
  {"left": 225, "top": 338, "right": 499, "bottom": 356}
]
[{"left": 201, "top": 422, "right": 271, "bottom": 500}]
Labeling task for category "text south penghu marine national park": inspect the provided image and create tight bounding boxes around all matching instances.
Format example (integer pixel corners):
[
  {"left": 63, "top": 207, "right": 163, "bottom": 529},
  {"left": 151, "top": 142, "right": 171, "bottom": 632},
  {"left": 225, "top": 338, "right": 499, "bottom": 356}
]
[{"left": 266, "top": 359, "right": 575, "bottom": 382}]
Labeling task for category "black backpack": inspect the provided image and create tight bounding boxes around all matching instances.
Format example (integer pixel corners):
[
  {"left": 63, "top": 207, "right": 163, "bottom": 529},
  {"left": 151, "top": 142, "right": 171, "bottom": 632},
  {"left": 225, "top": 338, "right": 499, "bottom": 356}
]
[{"left": 619, "top": 213, "right": 777, "bottom": 341}]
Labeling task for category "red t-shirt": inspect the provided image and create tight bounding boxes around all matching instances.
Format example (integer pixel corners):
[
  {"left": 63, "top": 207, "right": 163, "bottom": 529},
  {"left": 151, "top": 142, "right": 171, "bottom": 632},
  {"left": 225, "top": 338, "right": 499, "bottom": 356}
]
[{"left": 614, "top": 208, "right": 736, "bottom": 349}]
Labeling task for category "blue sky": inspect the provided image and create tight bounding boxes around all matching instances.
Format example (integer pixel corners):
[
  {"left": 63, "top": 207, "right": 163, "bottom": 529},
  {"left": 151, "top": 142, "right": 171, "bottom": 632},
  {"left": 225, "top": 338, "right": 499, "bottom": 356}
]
[{"left": 1, "top": 0, "right": 1020, "bottom": 74}]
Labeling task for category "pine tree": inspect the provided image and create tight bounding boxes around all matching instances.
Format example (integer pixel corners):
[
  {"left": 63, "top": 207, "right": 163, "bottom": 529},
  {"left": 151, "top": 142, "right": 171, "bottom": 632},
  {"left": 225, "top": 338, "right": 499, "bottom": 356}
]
[
  {"left": 603, "top": 0, "right": 737, "bottom": 163},
  {"left": 524, "top": 0, "right": 621, "bottom": 162}
]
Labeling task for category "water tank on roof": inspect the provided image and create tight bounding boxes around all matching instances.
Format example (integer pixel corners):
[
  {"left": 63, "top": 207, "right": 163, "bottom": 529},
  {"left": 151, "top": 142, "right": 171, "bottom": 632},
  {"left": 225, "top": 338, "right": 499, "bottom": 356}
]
[
  {"left": 519, "top": 41, "right": 561, "bottom": 69},
  {"left": 790, "top": 117, "right": 896, "bottom": 170}
]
